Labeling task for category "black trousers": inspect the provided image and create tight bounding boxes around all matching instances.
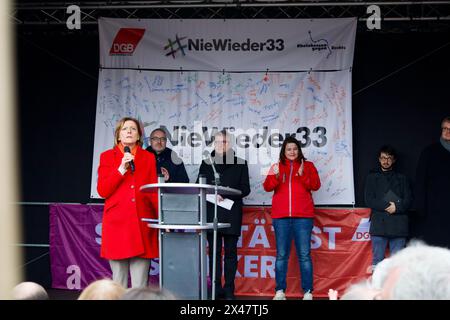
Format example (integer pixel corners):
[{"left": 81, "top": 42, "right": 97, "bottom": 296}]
[{"left": 207, "top": 233, "right": 239, "bottom": 295}]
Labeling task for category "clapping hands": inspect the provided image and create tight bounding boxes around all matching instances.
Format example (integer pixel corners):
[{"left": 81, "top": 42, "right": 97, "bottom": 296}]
[{"left": 272, "top": 159, "right": 304, "bottom": 178}]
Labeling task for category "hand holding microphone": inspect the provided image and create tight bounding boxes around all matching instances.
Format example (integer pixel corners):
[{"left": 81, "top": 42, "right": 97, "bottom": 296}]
[{"left": 121, "top": 146, "right": 135, "bottom": 173}]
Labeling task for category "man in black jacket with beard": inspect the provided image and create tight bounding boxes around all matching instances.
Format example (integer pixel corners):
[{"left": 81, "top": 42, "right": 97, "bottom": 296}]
[
  {"left": 146, "top": 128, "right": 189, "bottom": 183},
  {"left": 364, "top": 145, "right": 412, "bottom": 272},
  {"left": 197, "top": 130, "right": 250, "bottom": 300}
]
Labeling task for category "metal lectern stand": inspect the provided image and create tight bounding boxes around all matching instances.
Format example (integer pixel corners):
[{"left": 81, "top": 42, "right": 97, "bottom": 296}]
[{"left": 140, "top": 176, "right": 241, "bottom": 300}]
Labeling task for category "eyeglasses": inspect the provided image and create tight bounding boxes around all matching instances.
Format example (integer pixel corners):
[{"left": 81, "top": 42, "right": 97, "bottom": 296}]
[
  {"left": 151, "top": 137, "right": 167, "bottom": 142},
  {"left": 379, "top": 156, "right": 393, "bottom": 161},
  {"left": 442, "top": 127, "right": 450, "bottom": 132}
]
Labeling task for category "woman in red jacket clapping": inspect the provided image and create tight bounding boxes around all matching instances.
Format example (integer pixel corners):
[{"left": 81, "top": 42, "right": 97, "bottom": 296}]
[
  {"left": 263, "top": 136, "right": 321, "bottom": 300},
  {"left": 97, "top": 117, "right": 158, "bottom": 288}
]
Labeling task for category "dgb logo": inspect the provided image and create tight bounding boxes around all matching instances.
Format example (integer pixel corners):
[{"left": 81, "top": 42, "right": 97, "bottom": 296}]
[{"left": 352, "top": 218, "right": 371, "bottom": 242}]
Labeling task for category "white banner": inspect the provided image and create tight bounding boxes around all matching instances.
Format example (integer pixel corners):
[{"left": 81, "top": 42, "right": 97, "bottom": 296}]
[
  {"left": 91, "top": 69, "right": 354, "bottom": 205},
  {"left": 99, "top": 18, "right": 356, "bottom": 72}
]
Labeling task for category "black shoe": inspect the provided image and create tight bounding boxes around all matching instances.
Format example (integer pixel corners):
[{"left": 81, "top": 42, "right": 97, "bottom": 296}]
[
  {"left": 212, "top": 287, "right": 224, "bottom": 299},
  {"left": 224, "top": 291, "right": 235, "bottom": 300}
]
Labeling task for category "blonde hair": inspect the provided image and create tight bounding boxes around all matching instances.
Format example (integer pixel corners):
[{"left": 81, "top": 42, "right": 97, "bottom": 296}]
[
  {"left": 114, "top": 117, "right": 144, "bottom": 146},
  {"left": 78, "top": 279, "right": 126, "bottom": 300},
  {"left": 120, "top": 285, "right": 177, "bottom": 300}
]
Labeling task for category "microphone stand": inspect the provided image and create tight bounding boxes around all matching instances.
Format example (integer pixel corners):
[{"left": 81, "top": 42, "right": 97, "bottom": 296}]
[{"left": 209, "top": 154, "right": 220, "bottom": 301}]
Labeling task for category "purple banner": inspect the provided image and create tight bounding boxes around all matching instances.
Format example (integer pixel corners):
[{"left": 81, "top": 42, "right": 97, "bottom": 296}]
[{"left": 49, "top": 204, "right": 159, "bottom": 290}]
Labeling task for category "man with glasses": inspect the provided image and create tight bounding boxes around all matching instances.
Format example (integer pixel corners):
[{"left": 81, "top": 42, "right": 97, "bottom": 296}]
[
  {"left": 146, "top": 128, "right": 189, "bottom": 183},
  {"left": 364, "top": 145, "right": 412, "bottom": 272},
  {"left": 414, "top": 116, "right": 450, "bottom": 248}
]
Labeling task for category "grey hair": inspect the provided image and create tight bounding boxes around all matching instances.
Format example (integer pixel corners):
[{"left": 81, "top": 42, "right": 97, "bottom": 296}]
[
  {"left": 372, "top": 240, "right": 450, "bottom": 300},
  {"left": 12, "top": 282, "right": 49, "bottom": 300}
]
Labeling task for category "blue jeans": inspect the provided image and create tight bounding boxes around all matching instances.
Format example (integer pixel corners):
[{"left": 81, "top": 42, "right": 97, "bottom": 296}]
[
  {"left": 371, "top": 235, "right": 406, "bottom": 267},
  {"left": 272, "top": 217, "right": 314, "bottom": 293}
]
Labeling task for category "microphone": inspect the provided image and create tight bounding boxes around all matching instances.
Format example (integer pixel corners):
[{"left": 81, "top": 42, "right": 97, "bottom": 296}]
[
  {"left": 206, "top": 152, "right": 220, "bottom": 185},
  {"left": 124, "top": 146, "right": 135, "bottom": 173}
]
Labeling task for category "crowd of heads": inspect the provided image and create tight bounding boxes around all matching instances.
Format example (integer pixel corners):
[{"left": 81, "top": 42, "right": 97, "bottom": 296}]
[{"left": 10, "top": 279, "right": 177, "bottom": 301}]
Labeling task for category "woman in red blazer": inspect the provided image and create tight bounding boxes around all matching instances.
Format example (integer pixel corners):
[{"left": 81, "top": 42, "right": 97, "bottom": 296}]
[
  {"left": 97, "top": 117, "right": 158, "bottom": 288},
  {"left": 263, "top": 136, "right": 321, "bottom": 300}
]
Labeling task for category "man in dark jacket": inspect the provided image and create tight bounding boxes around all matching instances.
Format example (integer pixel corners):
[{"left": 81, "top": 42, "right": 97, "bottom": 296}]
[
  {"left": 364, "top": 145, "right": 412, "bottom": 271},
  {"left": 146, "top": 128, "right": 189, "bottom": 183},
  {"left": 413, "top": 116, "right": 450, "bottom": 248},
  {"left": 197, "top": 130, "right": 250, "bottom": 300}
]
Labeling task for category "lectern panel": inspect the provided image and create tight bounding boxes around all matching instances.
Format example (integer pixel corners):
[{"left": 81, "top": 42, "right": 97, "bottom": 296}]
[
  {"left": 161, "top": 193, "right": 199, "bottom": 224},
  {"left": 162, "top": 232, "right": 200, "bottom": 299}
]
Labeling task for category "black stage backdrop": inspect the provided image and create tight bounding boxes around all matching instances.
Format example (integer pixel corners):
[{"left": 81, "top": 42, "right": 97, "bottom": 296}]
[{"left": 17, "top": 30, "right": 450, "bottom": 286}]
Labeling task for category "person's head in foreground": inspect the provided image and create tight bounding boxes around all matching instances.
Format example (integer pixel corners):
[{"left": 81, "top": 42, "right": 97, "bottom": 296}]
[
  {"left": 78, "top": 279, "right": 126, "bottom": 300},
  {"left": 12, "top": 281, "right": 49, "bottom": 300},
  {"left": 120, "top": 286, "right": 177, "bottom": 300}
]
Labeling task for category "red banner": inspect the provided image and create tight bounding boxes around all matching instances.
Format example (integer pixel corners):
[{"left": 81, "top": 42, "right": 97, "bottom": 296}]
[{"left": 236, "top": 207, "right": 371, "bottom": 298}]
